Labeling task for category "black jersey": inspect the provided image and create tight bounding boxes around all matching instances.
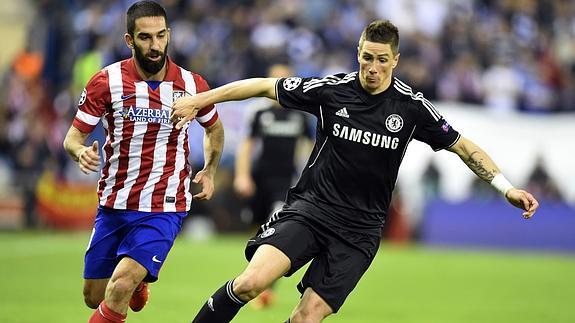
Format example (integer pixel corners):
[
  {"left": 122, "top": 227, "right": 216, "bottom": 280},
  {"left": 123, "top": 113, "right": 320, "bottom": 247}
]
[
  {"left": 275, "top": 72, "right": 460, "bottom": 236},
  {"left": 249, "top": 106, "right": 310, "bottom": 178}
]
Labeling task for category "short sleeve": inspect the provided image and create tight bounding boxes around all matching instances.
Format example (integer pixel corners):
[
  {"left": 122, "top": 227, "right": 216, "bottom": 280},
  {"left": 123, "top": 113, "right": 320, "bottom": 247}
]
[
  {"left": 193, "top": 73, "right": 219, "bottom": 128},
  {"left": 276, "top": 77, "right": 323, "bottom": 116},
  {"left": 72, "top": 70, "right": 110, "bottom": 133},
  {"left": 413, "top": 101, "right": 460, "bottom": 151}
]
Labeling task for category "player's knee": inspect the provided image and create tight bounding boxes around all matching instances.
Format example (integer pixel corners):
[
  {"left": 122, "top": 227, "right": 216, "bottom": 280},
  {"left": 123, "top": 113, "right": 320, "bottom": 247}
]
[
  {"left": 106, "top": 275, "right": 140, "bottom": 298},
  {"left": 290, "top": 308, "right": 326, "bottom": 323},
  {"left": 233, "top": 273, "right": 268, "bottom": 301},
  {"left": 83, "top": 291, "right": 102, "bottom": 309}
]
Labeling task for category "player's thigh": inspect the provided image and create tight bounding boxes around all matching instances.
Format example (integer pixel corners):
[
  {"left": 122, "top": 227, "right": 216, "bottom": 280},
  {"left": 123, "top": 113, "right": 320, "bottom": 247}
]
[
  {"left": 119, "top": 212, "right": 185, "bottom": 282},
  {"left": 238, "top": 244, "right": 291, "bottom": 289},
  {"left": 84, "top": 210, "right": 125, "bottom": 280},
  {"left": 245, "top": 217, "right": 321, "bottom": 276},
  {"left": 291, "top": 287, "right": 333, "bottom": 321}
]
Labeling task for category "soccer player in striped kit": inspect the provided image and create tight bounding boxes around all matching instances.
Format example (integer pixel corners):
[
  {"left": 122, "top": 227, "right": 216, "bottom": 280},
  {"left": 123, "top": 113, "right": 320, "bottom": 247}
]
[
  {"left": 63, "top": 1, "right": 224, "bottom": 322},
  {"left": 172, "top": 20, "right": 539, "bottom": 323}
]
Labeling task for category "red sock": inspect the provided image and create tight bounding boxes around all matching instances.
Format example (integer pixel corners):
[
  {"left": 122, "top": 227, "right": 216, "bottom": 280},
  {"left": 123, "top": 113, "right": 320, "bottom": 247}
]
[{"left": 89, "top": 301, "right": 127, "bottom": 323}]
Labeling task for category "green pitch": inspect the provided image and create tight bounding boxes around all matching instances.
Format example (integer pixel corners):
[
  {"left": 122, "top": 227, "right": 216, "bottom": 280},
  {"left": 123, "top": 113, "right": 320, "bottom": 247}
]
[{"left": 1, "top": 231, "right": 574, "bottom": 323}]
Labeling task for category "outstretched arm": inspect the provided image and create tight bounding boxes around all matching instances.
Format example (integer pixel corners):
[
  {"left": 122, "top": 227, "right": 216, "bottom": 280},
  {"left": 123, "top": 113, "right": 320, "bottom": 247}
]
[
  {"left": 171, "top": 78, "right": 279, "bottom": 129},
  {"left": 192, "top": 119, "right": 224, "bottom": 200},
  {"left": 447, "top": 136, "right": 539, "bottom": 219}
]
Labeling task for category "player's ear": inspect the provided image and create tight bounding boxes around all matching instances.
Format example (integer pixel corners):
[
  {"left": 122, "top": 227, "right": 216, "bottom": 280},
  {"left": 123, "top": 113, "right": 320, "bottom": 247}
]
[
  {"left": 124, "top": 33, "right": 134, "bottom": 49},
  {"left": 392, "top": 53, "right": 400, "bottom": 68}
]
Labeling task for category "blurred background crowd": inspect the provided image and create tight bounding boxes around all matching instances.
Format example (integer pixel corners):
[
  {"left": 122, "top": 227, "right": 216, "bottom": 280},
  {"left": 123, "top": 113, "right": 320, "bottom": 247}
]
[{"left": 0, "top": 0, "right": 573, "bottom": 250}]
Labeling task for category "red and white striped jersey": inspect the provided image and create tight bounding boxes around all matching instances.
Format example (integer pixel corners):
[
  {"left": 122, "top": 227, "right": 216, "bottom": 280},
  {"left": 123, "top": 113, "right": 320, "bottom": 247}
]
[{"left": 73, "top": 57, "right": 218, "bottom": 212}]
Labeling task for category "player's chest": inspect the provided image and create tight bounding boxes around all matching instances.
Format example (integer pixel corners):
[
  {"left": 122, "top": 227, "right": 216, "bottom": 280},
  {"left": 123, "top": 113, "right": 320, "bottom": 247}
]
[
  {"left": 322, "top": 102, "right": 415, "bottom": 142},
  {"left": 108, "top": 81, "right": 186, "bottom": 125}
]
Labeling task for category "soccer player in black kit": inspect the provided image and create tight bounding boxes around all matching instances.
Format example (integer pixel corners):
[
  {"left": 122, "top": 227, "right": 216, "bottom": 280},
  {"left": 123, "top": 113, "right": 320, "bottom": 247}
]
[{"left": 172, "top": 20, "right": 539, "bottom": 323}]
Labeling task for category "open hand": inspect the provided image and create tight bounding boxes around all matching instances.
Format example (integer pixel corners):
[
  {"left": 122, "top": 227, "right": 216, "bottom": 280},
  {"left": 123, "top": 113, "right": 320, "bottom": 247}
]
[{"left": 192, "top": 169, "right": 215, "bottom": 200}]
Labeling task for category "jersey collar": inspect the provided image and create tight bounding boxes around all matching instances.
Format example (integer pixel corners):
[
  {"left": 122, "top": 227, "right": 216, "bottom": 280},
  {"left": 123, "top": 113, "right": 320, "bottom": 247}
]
[{"left": 353, "top": 75, "right": 396, "bottom": 103}]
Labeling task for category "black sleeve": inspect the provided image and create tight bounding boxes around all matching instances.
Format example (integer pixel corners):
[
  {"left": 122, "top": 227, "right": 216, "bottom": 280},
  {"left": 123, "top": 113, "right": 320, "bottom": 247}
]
[
  {"left": 275, "top": 77, "right": 323, "bottom": 116},
  {"left": 413, "top": 101, "right": 461, "bottom": 151}
]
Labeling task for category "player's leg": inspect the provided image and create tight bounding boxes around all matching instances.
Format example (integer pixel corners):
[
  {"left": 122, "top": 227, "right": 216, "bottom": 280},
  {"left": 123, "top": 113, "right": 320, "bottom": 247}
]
[
  {"left": 233, "top": 244, "right": 290, "bottom": 300},
  {"left": 83, "top": 279, "right": 109, "bottom": 308},
  {"left": 286, "top": 231, "right": 380, "bottom": 322},
  {"left": 83, "top": 208, "right": 122, "bottom": 309},
  {"left": 191, "top": 245, "right": 290, "bottom": 323},
  {"left": 90, "top": 210, "right": 186, "bottom": 322},
  {"left": 289, "top": 287, "right": 333, "bottom": 323},
  {"left": 104, "top": 257, "right": 148, "bottom": 312},
  {"left": 192, "top": 217, "right": 320, "bottom": 323},
  {"left": 89, "top": 257, "right": 148, "bottom": 322}
]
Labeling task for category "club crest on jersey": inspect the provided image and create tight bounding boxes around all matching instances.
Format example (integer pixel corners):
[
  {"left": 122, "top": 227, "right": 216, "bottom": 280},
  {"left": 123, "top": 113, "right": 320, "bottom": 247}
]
[
  {"left": 173, "top": 90, "right": 187, "bottom": 102},
  {"left": 442, "top": 121, "right": 451, "bottom": 132},
  {"left": 78, "top": 88, "right": 87, "bottom": 106},
  {"left": 259, "top": 227, "right": 275, "bottom": 239},
  {"left": 121, "top": 105, "right": 171, "bottom": 124},
  {"left": 283, "top": 77, "right": 302, "bottom": 91},
  {"left": 385, "top": 114, "right": 403, "bottom": 133}
]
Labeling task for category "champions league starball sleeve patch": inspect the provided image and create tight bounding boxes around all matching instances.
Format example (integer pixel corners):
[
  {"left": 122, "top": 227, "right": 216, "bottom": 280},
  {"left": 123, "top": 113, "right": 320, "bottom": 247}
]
[{"left": 283, "top": 77, "right": 302, "bottom": 91}]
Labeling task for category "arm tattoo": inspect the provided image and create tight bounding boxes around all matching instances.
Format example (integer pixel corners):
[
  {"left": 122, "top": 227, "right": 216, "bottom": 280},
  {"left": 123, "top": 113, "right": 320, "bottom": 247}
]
[{"left": 464, "top": 151, "right": 496, "bottom": 182}]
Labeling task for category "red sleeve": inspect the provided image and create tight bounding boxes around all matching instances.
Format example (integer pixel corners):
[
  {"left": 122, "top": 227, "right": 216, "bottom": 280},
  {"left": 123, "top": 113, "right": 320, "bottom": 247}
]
[
  {"left": 72, "top": 69, "right": 111, "bottom": 133},
  {"left": 193, "top": 73, "right": 218, "bottom": 128}
]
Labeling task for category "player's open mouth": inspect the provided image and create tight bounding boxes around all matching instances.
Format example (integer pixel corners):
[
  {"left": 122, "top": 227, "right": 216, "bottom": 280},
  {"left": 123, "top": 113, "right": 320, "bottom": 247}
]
[{"left": 148, "top": 54, "right": 162, "bottom": 61}]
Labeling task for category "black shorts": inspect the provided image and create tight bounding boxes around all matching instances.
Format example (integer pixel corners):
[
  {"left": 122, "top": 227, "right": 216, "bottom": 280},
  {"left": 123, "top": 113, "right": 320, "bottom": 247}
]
[{"left": 245, "top": 212, "right": 380, "bottom": 313}]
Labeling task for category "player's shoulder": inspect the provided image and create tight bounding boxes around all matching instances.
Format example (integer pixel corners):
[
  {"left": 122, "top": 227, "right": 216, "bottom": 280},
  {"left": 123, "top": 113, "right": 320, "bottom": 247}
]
[
  {"left": 390, "top": 77, "right": 426, "bottom": 101},
  {"left": 391, "top": 77, "right": 443, "bottom": 119},
  {"left": 299, "top": 71, "right": 358, "bottom": 93}
]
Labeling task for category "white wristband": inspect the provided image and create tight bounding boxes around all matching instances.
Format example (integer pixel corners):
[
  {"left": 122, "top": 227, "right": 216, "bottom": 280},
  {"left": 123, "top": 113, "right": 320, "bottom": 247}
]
[{"left": 491, "top": 173, "right": 514, "bottom": 197}]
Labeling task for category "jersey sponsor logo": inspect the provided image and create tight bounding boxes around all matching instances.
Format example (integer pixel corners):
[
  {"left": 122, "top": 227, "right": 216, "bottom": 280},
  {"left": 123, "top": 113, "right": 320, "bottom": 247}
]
[
  {"left": 385, "top": 114, "right": 403, "bottom": 133},
  {"left": 259, "top": 227, "right": 275, "bottom": 239},
  {"left": 283, "top": 77, "right": 302, "bottom": 91},
  {"left": 78, "top": 88, "right": 87, "bottom": 106},
  {"left": 172, "top": 90, "right": 187, "bottom": 102},
  {"left": 333, "top": 123, "right": 400, "bottom": 149},
  {"left": 121, "top": 106, "right": 171, "bottom": 124},
  {"left": 335, "top": 107, "right": 350, "bottom": 118}
]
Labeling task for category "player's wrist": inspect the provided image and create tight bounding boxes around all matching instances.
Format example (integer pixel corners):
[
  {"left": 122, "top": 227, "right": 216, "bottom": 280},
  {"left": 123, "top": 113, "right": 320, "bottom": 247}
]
[{"left": 491, "top": 173, "right": 514, "bottom": 197}]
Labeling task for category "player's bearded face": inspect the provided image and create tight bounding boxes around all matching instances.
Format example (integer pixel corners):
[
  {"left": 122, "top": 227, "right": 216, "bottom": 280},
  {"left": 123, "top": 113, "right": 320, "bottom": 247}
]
[
  {"left": 358, "top": 41, "right": 399, "bottom": 94},
  {"left": 134, "top": 40, "right": 168, "bottom": 75}
]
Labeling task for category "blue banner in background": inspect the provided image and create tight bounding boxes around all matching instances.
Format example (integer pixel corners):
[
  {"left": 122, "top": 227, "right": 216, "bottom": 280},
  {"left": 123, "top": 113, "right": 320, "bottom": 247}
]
[{"left": 421, "top": 199, "right": 575, "bottom": 253}]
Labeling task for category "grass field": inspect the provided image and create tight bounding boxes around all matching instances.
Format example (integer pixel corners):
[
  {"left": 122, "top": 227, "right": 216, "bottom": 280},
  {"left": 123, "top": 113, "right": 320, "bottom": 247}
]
[{"left": 1, "top": 231, "right": 574, "bottom": 323}]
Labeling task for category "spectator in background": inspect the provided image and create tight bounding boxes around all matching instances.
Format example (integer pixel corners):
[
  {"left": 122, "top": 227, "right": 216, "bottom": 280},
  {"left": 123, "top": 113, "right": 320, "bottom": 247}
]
[
  {"left": 62, "top": 2, "right": 224, "bottom": 322},
  {"left": 233, "top": 64, "right": 312, "bottom": 309}
]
